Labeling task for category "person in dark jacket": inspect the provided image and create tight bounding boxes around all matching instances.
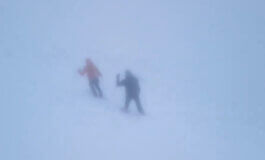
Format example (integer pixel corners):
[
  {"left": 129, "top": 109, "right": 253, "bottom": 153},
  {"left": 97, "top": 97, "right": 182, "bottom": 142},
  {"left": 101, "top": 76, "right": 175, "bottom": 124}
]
[{"left": 116, "top": 70, "right": 144, "bottom": 114}]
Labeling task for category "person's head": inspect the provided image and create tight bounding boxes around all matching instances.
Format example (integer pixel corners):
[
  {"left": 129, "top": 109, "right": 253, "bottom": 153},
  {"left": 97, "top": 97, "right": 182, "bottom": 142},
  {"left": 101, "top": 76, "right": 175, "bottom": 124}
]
[
  {"left": 125, "top": 70, "right": 133, "bottom": 78},
  {"left": 86, "top": 58, "right": 93, "bottom": 66}
]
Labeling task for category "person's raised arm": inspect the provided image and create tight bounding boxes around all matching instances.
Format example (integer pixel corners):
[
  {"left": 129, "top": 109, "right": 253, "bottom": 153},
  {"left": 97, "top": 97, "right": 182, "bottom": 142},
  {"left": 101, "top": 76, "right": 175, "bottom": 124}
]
[{"left": 78, "top": 66, "right": 86, "bottom": 76}]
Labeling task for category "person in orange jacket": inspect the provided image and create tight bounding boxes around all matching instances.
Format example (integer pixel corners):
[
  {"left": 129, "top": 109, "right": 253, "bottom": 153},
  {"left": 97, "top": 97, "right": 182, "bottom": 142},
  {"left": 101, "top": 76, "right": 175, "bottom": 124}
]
[{"left": 79, "top": 58, "right": 103, "bottom": 98}]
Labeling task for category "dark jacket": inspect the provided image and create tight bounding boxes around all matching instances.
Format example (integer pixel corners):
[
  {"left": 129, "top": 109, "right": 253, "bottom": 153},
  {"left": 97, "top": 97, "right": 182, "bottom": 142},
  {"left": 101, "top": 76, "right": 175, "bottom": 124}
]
[{"left": 117, "top": 74, "right": 140, "bottom": 97}]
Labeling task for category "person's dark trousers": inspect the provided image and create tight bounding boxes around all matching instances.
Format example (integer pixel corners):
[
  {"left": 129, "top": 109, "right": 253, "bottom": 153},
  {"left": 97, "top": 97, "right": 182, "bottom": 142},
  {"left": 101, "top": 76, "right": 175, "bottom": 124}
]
[
  {"left": 89, "top": 78, "right": 103, "bottom": 98},
  {"left": 124, "top": 95, "right": 144, "bottom": 114}
]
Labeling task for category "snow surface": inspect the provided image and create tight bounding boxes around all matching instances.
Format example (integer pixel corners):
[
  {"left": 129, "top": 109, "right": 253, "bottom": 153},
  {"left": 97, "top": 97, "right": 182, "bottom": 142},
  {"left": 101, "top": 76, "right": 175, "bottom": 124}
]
[{"left": 0, "top": 0, "right": 265, "bottom": 160}]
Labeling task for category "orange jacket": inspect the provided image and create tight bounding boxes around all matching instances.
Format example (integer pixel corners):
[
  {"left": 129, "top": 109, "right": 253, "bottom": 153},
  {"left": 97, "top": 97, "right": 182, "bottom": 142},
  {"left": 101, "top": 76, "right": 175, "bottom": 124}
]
[{"left": 79, "top": 63, "right": 101, "bottom": 80}]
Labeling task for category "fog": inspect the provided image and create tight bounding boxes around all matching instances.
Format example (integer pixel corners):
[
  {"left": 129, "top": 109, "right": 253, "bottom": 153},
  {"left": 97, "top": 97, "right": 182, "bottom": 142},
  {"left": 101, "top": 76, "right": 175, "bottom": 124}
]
[{"left": 0, "top": 0, "right": 265, "bottom": 159}]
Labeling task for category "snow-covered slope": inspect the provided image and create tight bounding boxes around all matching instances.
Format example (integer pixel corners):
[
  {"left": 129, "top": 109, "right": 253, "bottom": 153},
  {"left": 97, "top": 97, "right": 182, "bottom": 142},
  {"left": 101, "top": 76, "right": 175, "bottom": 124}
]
[{"left": 1, "top": 0, "right": 265, "bottom": 160}]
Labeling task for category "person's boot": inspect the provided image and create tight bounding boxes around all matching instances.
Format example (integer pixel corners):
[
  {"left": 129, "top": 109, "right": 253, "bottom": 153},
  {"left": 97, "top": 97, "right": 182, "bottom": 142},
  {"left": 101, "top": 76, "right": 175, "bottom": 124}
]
[
  {"left": 91, "top": 89, "right": 98, "bottom": 97},
  {"left": 138, "top": 108, "right": 145, "bottom": 115},
  {"left": 98, "top": 90, "right": 103, "bottom": 98}
]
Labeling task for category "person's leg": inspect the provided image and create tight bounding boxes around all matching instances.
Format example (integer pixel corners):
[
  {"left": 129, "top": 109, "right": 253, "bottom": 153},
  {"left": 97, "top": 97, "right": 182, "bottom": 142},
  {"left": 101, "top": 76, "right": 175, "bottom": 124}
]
[
  {"left": 94, "top": 78, "right": 103, "bottom": 98},
  {"left": 134, "top": 96, "right": 144, "bottom": 114},
  {"left": 123, "top": 96, "right": 131, "bottom": 111},
  {"left": 89, "top": 80, "right": 98, "bottom": 97}
]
